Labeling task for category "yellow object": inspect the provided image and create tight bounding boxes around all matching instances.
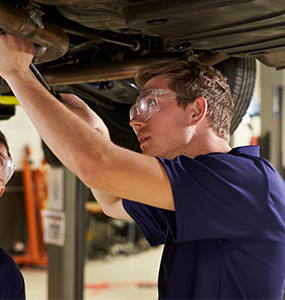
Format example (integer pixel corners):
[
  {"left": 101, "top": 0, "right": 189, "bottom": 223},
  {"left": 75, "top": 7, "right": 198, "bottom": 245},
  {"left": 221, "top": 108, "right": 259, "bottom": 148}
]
[{"left": 0, "top": 96, "right": 19, "bottom": 105}]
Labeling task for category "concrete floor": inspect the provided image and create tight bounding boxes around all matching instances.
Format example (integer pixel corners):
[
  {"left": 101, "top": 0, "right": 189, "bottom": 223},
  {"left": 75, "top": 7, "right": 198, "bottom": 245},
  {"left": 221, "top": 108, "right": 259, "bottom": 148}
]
[{"left": 21, "top": 245, "right": 163, "bottom": 300}]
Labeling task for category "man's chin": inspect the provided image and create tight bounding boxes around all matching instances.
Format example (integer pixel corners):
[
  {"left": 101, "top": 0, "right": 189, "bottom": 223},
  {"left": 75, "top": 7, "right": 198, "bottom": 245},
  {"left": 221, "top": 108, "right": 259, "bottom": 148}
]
[
  {"left": 142, "top": 148, "right": 156, "bottom": 157},
  {"left": 142, "top": 149, "right": 168, "bottom": 159}
]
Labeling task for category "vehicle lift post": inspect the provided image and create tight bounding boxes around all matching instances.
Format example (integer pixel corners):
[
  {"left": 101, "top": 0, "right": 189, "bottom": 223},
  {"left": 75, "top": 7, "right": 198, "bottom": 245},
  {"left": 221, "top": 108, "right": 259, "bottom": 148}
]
[{"left": 47, "top": 166, "right": 88, "bottom": 300}]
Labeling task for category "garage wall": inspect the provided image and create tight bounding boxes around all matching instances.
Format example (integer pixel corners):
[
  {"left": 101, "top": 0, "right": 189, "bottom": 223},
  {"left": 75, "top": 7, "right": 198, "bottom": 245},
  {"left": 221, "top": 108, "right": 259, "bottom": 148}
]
[
  {"left": 260, "top": 63, "right": 285, "bottom": 175},
  {"left": 0, "top": 105, "right": 44, "bottom": 171},
  {"left": 232, "top": 61, "right": 285, "bottom": 176},
  {"left": 0, "top": 105, "right": 43, "bottom": 251}
]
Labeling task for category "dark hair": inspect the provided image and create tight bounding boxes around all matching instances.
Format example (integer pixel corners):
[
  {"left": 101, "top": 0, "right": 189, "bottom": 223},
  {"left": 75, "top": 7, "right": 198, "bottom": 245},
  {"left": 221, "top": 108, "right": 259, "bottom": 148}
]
[
  {"left": 0, "top": 130, "right": 11, "bottom": 158},
  {"left": 135, "top": 60, "right": 234, "bottom": 142}
]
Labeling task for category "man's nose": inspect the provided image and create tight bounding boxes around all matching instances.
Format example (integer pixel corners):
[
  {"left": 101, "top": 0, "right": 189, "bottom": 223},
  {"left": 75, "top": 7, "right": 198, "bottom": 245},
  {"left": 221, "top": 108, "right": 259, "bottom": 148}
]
[{"left": 129, "top": 114, "right": 146, "bottom": 133}]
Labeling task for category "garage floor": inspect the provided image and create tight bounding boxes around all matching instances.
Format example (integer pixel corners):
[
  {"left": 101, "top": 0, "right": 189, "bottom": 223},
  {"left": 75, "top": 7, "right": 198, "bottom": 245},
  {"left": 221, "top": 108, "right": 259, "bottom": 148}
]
[{"left": 21, "top": 245, "right": 163, "bottom": 299}]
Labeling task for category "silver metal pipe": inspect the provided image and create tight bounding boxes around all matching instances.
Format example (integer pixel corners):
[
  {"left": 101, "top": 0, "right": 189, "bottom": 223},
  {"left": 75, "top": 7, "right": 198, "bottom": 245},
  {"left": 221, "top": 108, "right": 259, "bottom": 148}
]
[{"left": 0, "top": 1, "right": 69, "bottom": 63}]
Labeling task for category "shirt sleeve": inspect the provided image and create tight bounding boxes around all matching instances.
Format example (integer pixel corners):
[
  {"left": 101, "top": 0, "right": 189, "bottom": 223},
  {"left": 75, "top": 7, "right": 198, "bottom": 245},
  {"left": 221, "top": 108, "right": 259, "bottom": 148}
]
[
  {"left": 157, "top": 153, "right": 269, "bottom": 243},
  {"left": 123, "top": 199, "right": 174, "bottom": 246}
]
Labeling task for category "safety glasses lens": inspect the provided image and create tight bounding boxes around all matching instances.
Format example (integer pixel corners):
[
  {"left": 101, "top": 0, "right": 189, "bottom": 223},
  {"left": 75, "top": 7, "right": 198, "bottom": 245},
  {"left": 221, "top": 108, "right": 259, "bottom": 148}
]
[
  {"left": 130, "top": 89, "right": 176, "bottom": 121},
  {"left": 130, "top": 90, "right": 158, "bottom": 121},
  {"left": 0, "top": 152, "right": 15, "bottom": 185}
]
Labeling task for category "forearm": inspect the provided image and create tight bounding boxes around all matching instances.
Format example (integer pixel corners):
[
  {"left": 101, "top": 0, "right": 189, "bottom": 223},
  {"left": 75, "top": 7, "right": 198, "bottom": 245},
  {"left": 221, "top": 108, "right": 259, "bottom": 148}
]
[
  {"left": 5, "top": 65, "right": 136, "bottom": 218},
  {"left": 91, "top": 189, "right": 132, "bottom": 220},
  {"left": 5, "top": 69, "right": 111, "bottom": 180}
]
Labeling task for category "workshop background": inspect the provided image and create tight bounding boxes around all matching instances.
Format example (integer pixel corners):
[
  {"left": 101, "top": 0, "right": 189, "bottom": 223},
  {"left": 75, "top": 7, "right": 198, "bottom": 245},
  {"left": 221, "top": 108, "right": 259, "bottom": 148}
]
[{"left": 0, "top": 60, "right": 284, "bottom": 299}]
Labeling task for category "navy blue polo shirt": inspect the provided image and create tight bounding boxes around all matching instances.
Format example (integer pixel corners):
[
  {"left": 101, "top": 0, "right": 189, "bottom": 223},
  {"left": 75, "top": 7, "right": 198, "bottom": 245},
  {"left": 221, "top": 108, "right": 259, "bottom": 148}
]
[
  {"left": 123, "top": 146, "right": 285, "bottom": 299},
  {"left": 0, "top": 247, "right": 25, "bottom": 299}
]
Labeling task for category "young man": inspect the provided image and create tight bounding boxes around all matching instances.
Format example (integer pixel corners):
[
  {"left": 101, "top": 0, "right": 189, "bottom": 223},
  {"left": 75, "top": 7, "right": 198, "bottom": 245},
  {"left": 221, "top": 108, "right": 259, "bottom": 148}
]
[
  {"left": 0, "top": 33, "right": 284, "bottom": 299},
  {"left": 0, "top": 130, "right": 25, "bottom": 299}
]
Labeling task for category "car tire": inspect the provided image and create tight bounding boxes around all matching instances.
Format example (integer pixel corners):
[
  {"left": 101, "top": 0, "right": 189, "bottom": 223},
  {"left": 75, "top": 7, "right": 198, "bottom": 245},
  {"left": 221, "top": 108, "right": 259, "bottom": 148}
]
[{"left": 214, "top": 57, "right": 257, "bottom": 135}]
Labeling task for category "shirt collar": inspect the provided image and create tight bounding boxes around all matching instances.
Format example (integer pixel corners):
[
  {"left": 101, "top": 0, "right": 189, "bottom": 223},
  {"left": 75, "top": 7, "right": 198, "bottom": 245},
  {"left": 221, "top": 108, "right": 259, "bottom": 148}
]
[{"left": 229, "top": 145, "right": 260, "bottom": 157}]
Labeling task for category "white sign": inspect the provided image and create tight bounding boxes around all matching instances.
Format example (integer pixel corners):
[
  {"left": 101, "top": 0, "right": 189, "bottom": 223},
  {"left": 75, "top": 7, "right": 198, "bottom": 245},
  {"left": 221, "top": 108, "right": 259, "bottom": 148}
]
[
  {"left": 41, "top": 210, "right": 65, "bottom": 247},
  {"left": 48, "top": 167, "right": 64, "bottom": 210}
]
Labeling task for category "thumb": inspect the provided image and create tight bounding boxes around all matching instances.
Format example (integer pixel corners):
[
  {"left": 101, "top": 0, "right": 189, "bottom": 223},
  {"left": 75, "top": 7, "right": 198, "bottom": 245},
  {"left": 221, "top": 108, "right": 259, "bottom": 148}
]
[{"left": 61, "top": 94, "right": 84, "bottom": 108}]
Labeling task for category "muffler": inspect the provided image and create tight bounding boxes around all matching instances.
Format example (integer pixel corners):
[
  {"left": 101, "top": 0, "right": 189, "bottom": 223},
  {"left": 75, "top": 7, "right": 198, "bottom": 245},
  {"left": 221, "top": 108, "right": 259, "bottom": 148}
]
[{"left": 0, "top": 1, "right": 69, "bottom": 63}]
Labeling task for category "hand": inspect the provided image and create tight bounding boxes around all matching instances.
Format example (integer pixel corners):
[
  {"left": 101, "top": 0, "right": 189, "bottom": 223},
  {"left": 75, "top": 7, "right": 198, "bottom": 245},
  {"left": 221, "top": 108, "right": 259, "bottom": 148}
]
[
  {"left": 61, "top": 93, "right": 110, "bottom": 139},
  {"left": 0, "top": 33, "right": 35, "bottom": 79}
]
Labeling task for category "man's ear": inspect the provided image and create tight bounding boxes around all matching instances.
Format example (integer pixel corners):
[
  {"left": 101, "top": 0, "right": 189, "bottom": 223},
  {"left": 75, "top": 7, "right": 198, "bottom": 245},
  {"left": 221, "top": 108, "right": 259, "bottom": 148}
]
[
  {"left": 189, "top": 97, "right": 208, "bottom": 126},
  {"left": 0, "top": 186, "right": 5, "bottom": 198}
]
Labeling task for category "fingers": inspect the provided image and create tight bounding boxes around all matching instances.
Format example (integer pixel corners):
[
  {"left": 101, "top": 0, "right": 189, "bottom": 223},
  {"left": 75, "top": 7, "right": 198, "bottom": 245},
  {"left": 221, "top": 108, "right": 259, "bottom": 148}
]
[
  {"left": 0, "top": 33, "right": 35, "bottom": 78},
  {"left": 0, "top": 33, "right": 34, "bottom": 54},
  {"left": 61, "top": 93, "right": 85, "bottom": 108}
]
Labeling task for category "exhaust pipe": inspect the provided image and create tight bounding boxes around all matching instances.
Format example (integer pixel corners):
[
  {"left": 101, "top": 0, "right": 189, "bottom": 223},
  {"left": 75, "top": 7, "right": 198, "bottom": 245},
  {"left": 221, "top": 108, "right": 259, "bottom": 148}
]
[
  {"left": 0, "top": 1, "right": 69, "bottom": 63},
  {"left": 34, "top": 0, "right": 79, "bottom": 4},
  {"left": 41, "top": 57, "right": 178, "bottom": 86}
]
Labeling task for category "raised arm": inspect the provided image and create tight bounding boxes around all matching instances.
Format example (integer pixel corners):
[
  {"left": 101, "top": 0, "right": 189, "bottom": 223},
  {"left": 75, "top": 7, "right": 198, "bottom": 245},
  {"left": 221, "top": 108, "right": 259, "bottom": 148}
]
[
  {"left": 0, "top": 34, "right": 174, "bottom": 212},
  {"left": 61, "top": 93, "right": 132, "bottom": 220}
]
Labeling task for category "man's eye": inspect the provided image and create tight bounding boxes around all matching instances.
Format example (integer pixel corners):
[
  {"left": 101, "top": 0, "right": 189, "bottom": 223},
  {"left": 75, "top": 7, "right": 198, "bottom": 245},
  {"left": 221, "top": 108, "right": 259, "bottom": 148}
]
[{"left": 147, "top": 98, "right": 156, "bottom": 107}]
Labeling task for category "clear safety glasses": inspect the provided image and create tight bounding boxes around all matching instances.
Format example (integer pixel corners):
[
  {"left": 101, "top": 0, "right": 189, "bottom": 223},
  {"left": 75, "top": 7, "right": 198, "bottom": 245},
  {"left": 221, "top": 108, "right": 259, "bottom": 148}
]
[
  {"left": 0, "top": 152, "right": 15, "bottom": 186},
  {"left": 129, "top": 89, "right": 177, "bottom": 122}
]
